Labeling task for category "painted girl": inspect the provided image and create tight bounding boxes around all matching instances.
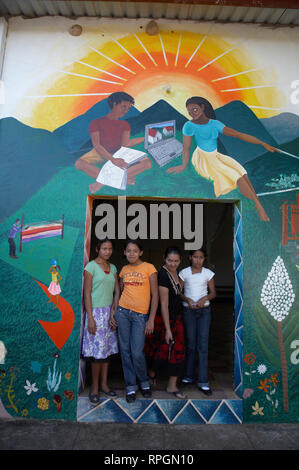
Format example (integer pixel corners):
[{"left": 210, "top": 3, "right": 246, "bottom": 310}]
[
  {"left": 48, "top": 259, "right": 62, "bottom": 308},
  {"left": 167, "top": 96, "right": 276, "bottom": 221}
]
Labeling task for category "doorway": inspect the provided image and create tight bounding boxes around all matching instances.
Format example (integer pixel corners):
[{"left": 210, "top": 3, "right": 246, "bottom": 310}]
[{"left": 79, "top": 196, "right": 239, "bottom": 401}]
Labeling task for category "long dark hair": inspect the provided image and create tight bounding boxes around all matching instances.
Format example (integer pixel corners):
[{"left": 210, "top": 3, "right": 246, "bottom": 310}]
[
  {"left": 185, "top": 97, "right": 216, "bottom": 119},
  {"left": 164, "top": 246, "right": 182, "bottom": 259},
  {"left": 124, "top": 239, "right": 143, "bottom": 251}
]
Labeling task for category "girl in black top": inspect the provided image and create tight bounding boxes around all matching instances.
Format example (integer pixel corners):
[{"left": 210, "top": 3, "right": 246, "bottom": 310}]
[{"left": 145, "top": 247, "right": 186, "bottom": 399}]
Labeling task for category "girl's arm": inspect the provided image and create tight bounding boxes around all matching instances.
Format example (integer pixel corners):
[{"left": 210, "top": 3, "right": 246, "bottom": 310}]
[
  {"left": 223, "top": 127, "right": 276, "bottom": 153},
  {"left": 121, "top": 130, "right": 145, "bottom": 148},
  {"left": 110, "top": 274, "right": 120, "bottom": 330},
  {"left": 83, "top": 271, "right": 96, "bottom": 335},
  {"left": 145, "top": 272, "right": 159, "bottom": 335},
  {"left": 91, "top": 130, "right": 128, "bottom": 169},
  {"left": 195, "top": 277, "right": 216, "bottom": 308},
  {"left": 167, "top": 134, "right": 192, "bottom": 175},
  {"left": 159, "top": 286, "right": 173, "bottom": 344}
]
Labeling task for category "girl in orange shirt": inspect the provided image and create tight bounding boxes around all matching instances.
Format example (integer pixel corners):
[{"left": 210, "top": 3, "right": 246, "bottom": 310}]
[{"left": 112, "top": 240, "right": 158, "bottom": 403}]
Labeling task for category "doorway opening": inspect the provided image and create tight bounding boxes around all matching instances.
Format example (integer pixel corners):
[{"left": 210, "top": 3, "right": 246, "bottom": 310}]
[{"left": 79, "top": 196, "right": 241, "bottom": 402}]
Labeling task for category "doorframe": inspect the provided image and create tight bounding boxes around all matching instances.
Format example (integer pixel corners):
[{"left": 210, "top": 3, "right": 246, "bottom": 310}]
[{"left": 78, "top": 195, "right": 244, "bottom": 415}]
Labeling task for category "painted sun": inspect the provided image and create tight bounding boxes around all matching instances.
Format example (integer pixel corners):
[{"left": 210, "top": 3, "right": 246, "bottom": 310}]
[{"left": 27, "top": 29, "right": 285, "bottom": 131}]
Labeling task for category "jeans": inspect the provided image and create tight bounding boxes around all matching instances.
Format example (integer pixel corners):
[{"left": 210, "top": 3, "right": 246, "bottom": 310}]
[
  {"left": 114, "top": 306, "right": 150, "bottom": 394},
  {"left": 183, "top": 306, "right": 211, "bottom": 387}
]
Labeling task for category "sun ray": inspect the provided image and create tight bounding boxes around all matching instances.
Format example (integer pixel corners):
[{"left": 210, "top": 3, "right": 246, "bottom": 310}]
[
  {"left": 75, "top": 60, "right": 127, "bottom": 81},
  {"left": 211, "top": 67, "right": 262, "bottom": 82},
  {"left": 88, "top": 45, "right": 136, "bottom": 74},
  {"left": 185, "top": 36, "right": 207, "bottom": 68},
  {"left": 247, "top": 105, "right": 282, "bottom": 110},
  {"left": 59, "top": 70, "right": 123, "bottom": 85},
  {"left": 197, "top": 46, "right": 237, "bottom": 72},
  {"left": 134, "top": 34, "right": 158, "bottom": 66},
  {"left": 110, "top": 38, "right": 146, "bottom": 70},
  {"left": 174, "top": 34, "right": 182, "bottom": 67},
  {"left": 220, "top": 85, "right": 277, "bottom": 92},
  {"left": 159, "top": 34, "right": 168, "bottom": 66}
]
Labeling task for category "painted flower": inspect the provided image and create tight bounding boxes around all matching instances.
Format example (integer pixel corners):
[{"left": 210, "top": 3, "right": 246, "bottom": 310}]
[
  {"left": 257, "top": 364, "right": 267, "bottom": 375},
  {"left": 37, "top": 397, "right": 49, "bottom": 411},
  {"left": 21, "top": 409, "right": 29, "bottom": 417},
  {"left": 260, "top": 256, "right": 295, "bottom": 322},
  {"left": 24, "top": 380, "right": 39, "bottom": 395},
  {"left": 64, "top": 390, "right": 74, "bottom": 401},
  {"left": 258, "top": 378, "right": 270, "bottom": 393},
  {"left": 243, "top": 388, "right": 254, "bottom": 399},
  {"left": 65, "top": 372, "right": 71, "bottom": 381},
  {"left": 252, "top": 401, "right": 264, "bottom": 416},
  {"left": 244, "top": 353, "right": 256, "bottom": 365},
  {"left": 269, "top": 372, "right": 280, "bottom": 387}
]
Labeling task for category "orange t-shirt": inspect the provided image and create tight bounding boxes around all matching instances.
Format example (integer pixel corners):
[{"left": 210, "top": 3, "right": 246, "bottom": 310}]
[{"left": 119, "top": 262, "right": 157, "bottom": 314}]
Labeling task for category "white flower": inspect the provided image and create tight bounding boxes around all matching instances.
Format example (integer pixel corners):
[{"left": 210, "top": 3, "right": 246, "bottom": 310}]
[
  {"left": 24, "top": 380, "right": 39, "bottom": 395},
  {"left": 260, "top": 256, "right": 295, "bottom": 321},
  {"left": 257, "top": 364, "right": 267, "bottom": 375}
]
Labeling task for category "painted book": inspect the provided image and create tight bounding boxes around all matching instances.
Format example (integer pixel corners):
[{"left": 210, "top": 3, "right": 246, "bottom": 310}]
[{"left": 96, "top": 146, "right": 147, "bottom": 189}]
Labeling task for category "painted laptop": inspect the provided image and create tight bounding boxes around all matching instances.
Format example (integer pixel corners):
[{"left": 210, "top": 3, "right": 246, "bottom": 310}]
[{"left": 144, "top": 120, "right": 183, "bottom": 167}]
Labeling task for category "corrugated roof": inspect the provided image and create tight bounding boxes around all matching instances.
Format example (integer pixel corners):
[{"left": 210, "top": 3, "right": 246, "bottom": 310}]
[{"left": 0, "top": 0, "right": 298, "bottom": 25}]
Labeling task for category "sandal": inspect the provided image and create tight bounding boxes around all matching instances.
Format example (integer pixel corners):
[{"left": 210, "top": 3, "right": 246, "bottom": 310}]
[
  {"left": 100, "top": 389, "right": 117, "bottom": 398},
  {"left": 89, "top": 393, "right": 100, "bottom": 406},
  {"left": 166, "top": 390, "right": 187, "bottom": 399}
]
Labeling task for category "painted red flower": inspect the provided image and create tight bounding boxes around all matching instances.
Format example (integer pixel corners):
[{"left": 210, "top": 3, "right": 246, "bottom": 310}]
[{"left": 244, "top": 353, "right": 256, "bottom": 365}]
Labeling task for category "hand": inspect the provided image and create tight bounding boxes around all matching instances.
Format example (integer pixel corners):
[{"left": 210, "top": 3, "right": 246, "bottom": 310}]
[
  {"left": 196, "top": 298, "right": 206, "bottom": 308},
  {"left": 263, "top": 143, "right": 275, "bottom": 153},
  {"left": 112, "top": 158, "right": 129, "bottom": 169},
  {"left": 145, "top": 318, "right": 154, "bottom": 336},
  {"left": 187, "top": 298, "right": 197, "bottom": 309},
  {"left": 87, "top": 317, "right": 97, "bottom": 335},
  {"left": 166, "top": 165, "right": 185, "bottom": 175},
  {"left": 109, "top": 314, "right": 117, "bottom": 330},
  {"left": 165, "top": 329, "right": 173, "bottom": 345}
]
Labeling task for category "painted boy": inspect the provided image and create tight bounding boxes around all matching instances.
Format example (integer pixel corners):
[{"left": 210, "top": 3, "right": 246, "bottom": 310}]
[
  {"left": 75, "top": 91, "right": 151, "bottom": 193},
  {"left": 8, "top": 218, "right": 22, "bottom": 258}
]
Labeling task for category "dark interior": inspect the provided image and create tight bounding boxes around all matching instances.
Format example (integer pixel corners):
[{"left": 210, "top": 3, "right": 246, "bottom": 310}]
[{"left": 81, "top": 198, "right": 237, "bottom": 399}]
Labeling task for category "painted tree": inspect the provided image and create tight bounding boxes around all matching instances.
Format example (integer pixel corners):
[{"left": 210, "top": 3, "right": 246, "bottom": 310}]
[{"left": 260, "top": 256, "right": 295, "bottom": 412}]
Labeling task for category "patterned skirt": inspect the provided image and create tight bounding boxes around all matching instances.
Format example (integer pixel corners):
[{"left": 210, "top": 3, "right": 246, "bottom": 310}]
[
  {"left": 81, "top": 306, "right": 119, "bottom": 361},
  {"left": 145, "top": 312, "right": 185, "bottom": 377}
]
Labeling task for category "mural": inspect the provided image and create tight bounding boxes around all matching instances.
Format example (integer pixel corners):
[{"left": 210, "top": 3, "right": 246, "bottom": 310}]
[{"left": 0, "top": 17, "right": 298, "bottom": 423}]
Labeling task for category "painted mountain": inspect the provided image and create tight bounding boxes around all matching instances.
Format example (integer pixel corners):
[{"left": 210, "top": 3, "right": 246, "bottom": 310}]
[
  {"left": 215, "top": 100, "right": 278, "bottom": 165},
  {"left": 0, "top": 98, "right": 298, "bottom": 222},
  {"left": 261, "top": 112, "right": 299, "bottom": 145}
]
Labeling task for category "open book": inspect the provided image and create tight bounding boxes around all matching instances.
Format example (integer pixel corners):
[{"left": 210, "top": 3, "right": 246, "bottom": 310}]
[{"left": 96, "top": 146, "right": 147, "bottom": 190}]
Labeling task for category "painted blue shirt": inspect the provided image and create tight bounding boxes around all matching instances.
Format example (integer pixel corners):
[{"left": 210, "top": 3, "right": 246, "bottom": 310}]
[
  {"left": 182, "top": 119, "right": 225, "bottom": 152},
  {"left": 8, "top": 223, "right": 21, "bottom": 239}
]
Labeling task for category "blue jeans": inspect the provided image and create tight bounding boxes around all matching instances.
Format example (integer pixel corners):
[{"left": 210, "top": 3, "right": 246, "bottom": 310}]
[
  {"left": 183, "top": 306, "right": 211, "bottom": 387},
  {"left": 114, "top": 306, "right": 150, "bottom": 394}
]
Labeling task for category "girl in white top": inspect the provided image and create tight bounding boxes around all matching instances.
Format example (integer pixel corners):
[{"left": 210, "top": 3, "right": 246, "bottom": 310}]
[{"left": 179, "top": 248, "right": 216, "bottom": 395}]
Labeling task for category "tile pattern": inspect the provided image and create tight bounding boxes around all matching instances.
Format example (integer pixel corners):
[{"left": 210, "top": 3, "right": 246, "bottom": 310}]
[
  {"left": 77, "top": 397, "right": 242, "bottom": 424},
  {"left": 234, "top": 204, "right": 243, "bottom": 398}
]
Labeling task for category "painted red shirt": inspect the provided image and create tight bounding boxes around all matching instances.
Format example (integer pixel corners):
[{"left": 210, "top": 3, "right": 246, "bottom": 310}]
[{"left": 89, "top": 117, "right": 131, "bottom": 154}]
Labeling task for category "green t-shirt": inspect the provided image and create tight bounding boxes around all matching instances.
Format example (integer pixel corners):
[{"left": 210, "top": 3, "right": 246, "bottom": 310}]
[{"left": 84, "top": 260, "right": 117, "bottom": 308}]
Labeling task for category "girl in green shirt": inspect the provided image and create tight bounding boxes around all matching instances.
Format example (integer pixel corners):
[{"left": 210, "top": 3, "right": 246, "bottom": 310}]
[{"left": 81, "top": 239, "right": 120, "bottom": 405}]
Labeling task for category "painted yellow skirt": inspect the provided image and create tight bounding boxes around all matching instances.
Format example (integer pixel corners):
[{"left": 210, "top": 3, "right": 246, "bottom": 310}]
[{"left": 191, "top": 147, "right": 247, "bottom": 197}]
